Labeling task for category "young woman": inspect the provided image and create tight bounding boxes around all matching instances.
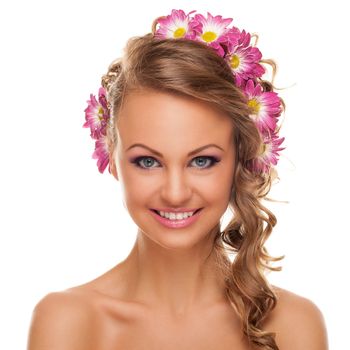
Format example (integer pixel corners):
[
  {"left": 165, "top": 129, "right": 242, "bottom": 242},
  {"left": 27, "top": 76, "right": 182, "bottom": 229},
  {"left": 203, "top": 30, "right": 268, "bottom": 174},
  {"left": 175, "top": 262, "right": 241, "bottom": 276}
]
[{"left": 27, "top": 9, "right": 328, "bottom": 350}]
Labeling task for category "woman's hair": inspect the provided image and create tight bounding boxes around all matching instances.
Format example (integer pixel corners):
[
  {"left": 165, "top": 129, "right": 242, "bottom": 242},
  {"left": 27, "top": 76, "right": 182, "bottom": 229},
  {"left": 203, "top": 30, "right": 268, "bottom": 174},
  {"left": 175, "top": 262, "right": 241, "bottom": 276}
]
[{"left": 101, "top": 17, "right": 285, "bottom": 350}]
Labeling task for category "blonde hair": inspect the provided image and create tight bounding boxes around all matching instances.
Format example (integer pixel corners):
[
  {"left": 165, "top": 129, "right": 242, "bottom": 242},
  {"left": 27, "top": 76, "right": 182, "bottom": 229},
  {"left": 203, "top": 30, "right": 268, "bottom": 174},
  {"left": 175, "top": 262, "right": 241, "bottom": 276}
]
[{"left": 101, "top": 17, "right": 285, "bottom": 350}]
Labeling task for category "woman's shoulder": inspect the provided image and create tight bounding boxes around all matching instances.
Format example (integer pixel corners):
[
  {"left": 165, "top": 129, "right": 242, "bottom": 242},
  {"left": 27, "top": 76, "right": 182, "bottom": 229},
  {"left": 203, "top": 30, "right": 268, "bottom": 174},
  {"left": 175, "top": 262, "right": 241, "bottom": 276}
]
[
  {"left": 262, "top": 285, "right": 329, "bottom": 349},
  {"left": 31, "top": 287, "right": 97, "bottom": 313},
  {"left": 30, "top": 282, "right": 129, "bottom": 320},
  {"left": 27, "top": 288, "right": 101, "bottom": 350},
  {"left": 271, "top": 284, "right": 323, "bottom": 311}
]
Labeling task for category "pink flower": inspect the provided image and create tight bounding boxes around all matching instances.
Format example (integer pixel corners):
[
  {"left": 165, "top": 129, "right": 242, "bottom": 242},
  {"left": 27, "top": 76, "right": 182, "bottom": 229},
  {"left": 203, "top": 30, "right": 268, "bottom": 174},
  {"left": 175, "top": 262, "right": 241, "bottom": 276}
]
[
  {"left": 250, "top": 132, "right": 285, "bottom": 173},
  {"left": 154, "top": 9, "right": 199, "bottom": 40},
  {"left": 83, "top": 87, "right": 109, "bottom": 140},
  {"left": 244, "top": 79, "right": 281, "bottom": 133},
  {"left": 83, "top": 87, "right": 111, "bottom": 174},
  {"left": 191, "top": 12, "right": 240, "bottom": 57},
  {"left": 225, "top": 30, "right": 265, "bottom": 86},
  {"left": 92, "top": 134, "right": 110, "bottom": 174}
]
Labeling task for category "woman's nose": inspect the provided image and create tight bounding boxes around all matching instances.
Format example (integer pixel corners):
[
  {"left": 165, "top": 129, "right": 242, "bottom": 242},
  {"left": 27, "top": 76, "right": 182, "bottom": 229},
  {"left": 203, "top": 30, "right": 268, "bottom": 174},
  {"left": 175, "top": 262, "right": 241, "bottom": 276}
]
[{"left": 160, "top": 167, "right": 192, "bottom": 206}]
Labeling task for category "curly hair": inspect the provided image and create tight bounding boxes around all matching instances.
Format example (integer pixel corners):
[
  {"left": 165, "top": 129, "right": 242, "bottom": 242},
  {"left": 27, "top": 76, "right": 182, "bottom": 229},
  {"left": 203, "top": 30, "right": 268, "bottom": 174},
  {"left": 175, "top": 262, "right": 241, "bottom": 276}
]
[{"left": 101, "top": 16, "right": 285, "bottom": 350}]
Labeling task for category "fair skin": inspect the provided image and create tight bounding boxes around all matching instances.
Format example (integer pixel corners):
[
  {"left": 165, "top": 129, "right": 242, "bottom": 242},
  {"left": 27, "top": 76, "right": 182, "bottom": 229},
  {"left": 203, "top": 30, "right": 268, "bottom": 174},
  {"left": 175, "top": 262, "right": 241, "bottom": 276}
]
[
  {"left": 27, "top": 90, "right": 328, "bottom": 349},
  {"left": 109, "top": 89, "right": 236, "bottom": 316}
]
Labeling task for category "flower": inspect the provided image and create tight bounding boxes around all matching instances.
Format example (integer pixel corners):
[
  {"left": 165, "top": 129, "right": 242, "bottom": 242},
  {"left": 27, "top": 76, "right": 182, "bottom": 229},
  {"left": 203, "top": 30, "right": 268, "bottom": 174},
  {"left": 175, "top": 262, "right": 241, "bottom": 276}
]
[
  {"left": 250, "top": 132, "right": 285, "bottom": 173},
  {"left": 225, "top": 30, "right": 265, "bottom": 87},
  {"left": 244, "top": 79, "right": 282, "bottom": 133},
  {"left": 154, "top": 9, "right": 199, "bottom": 40},
  {"left": 83, "top": 87, "right": 109, "bottom": 140},
  {"left": 191, "top": 11, "right": 240, "bottom": 57},
  {"left": 83, "top": 87, "right": 111, "bottom": 173},
  {"left": 92, "top": 134, "right": 110, "bottom": 174}
]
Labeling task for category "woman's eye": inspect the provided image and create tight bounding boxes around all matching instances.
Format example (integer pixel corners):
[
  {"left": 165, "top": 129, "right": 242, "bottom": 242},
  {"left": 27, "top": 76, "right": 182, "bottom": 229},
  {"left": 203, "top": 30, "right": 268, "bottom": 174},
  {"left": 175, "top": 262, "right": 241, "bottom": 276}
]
[
  {"left": 131, "top": 156, "right": 219, "bottom": 170},
  {"left": 134, "top": 156, "right": 160, "bottom": 169},
  {"left": 190, "top": 156, "right": 219, "bottom": 168}
]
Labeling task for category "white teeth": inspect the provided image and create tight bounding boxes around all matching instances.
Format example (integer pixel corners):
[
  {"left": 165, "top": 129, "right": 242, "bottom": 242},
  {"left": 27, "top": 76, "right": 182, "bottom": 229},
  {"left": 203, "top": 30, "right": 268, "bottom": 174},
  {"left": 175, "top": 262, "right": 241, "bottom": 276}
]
[{"left": 158, "top": 210, "right": 195, "bottom": 220}]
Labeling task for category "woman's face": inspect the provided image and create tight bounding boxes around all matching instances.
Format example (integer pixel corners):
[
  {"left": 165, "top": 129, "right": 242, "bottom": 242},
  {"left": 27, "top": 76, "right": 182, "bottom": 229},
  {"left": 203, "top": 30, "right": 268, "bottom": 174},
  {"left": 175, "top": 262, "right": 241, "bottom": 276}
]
[{"left": 111, "top": 89, "right": 236, "bottom": 250}]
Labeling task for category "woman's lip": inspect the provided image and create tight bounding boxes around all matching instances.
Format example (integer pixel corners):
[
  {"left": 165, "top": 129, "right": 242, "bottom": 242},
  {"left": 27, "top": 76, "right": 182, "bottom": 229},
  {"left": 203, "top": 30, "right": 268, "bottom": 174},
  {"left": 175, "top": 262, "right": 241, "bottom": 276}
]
[
  {"left": 149, "top": 208, "right": 203, "bottom": 228},
  {"left": 151, "top": 208, "right": 202, "bottom": 213}
]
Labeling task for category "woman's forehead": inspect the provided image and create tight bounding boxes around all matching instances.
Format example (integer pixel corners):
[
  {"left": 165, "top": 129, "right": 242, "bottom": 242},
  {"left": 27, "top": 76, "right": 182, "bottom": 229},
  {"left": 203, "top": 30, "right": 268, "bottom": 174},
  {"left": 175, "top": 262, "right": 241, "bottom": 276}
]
[{"left": 116, "top": 90, "right": 234, "bottom": 139}]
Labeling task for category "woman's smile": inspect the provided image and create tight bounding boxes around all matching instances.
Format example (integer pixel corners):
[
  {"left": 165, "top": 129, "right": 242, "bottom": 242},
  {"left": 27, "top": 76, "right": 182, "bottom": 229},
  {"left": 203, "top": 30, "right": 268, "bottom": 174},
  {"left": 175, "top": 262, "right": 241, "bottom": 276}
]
[{"left": 149, "top": 207, "right": 204, "bottom": 229}]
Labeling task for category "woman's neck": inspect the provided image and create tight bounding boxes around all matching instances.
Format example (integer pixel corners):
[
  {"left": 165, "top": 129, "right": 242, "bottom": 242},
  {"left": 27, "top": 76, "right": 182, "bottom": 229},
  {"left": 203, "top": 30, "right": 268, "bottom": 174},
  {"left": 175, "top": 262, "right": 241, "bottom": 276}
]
[{"left": 119, "top": 226, "right": 228, "bottom": 317}]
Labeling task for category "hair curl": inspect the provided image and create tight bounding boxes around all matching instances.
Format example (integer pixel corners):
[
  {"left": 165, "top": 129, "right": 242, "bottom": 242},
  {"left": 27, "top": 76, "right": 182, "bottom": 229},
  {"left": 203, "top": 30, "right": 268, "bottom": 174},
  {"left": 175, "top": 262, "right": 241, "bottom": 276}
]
[{"left": 101, "top": 17, "right": 285, "bottom": 350}]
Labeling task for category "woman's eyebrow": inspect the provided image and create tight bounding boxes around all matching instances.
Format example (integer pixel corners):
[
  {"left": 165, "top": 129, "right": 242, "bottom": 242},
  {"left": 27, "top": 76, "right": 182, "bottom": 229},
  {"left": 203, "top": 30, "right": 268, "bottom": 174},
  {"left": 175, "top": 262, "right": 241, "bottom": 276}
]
[{"left": 126, "top": 143, "right": 224, "bottom": 157}]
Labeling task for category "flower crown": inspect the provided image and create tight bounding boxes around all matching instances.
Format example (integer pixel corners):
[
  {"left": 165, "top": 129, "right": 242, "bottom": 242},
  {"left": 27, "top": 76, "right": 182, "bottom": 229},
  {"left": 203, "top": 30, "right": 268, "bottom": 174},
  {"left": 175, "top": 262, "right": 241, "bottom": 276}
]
[{"left": 83, "top": 9, "right": 285, "bottom": 174}]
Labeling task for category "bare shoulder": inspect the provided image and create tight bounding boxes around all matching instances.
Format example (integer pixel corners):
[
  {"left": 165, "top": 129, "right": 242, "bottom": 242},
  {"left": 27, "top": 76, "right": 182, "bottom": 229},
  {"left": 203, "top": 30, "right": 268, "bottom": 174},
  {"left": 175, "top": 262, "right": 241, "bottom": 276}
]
[
  {"left": 27, "top": 290, "right": 98, "bottom": 350},
  {"left": 262, "top": 285, "right": 329, "bottom": 350}
]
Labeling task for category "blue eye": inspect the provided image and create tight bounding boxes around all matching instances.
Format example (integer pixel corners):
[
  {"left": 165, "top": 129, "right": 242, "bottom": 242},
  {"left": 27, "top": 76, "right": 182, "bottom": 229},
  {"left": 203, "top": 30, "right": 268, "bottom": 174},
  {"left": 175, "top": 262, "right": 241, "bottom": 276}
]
[
  {"left": 131, "top": 156, "right": 220, "bottom": 170},
  {"left": 191, "top": 156, "right": 217, "bottom": 168},
  {"left": 135, "top": 157, "right": 160, "bottom": 169}
]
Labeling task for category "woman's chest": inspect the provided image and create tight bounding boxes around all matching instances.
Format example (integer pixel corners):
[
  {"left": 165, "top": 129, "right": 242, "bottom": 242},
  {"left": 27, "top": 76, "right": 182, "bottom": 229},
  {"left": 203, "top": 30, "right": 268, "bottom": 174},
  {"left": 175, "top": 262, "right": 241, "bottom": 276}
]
[{"left": 94, "top": 303, "right": 252, "bottom": 350}]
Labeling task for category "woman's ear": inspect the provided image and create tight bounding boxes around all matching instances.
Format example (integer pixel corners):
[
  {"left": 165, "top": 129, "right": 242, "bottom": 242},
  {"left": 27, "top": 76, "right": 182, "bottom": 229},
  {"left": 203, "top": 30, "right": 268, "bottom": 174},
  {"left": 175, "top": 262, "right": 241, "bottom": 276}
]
[
  {"left": 109, "top": 151, "right": 119, "bottom": 181},
  {"left": 109, "top": 155, "right": 119, "bottom": 181},
  {"left": 108, "top": 141, "right": 119, "bottom": 181}
]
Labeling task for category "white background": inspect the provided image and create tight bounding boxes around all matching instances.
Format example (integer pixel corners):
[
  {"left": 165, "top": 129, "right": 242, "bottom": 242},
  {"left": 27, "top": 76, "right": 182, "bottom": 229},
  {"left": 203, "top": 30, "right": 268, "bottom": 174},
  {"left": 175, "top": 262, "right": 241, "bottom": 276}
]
[{"left": 0, "top": 0, "right": 348, "bottom": 348}]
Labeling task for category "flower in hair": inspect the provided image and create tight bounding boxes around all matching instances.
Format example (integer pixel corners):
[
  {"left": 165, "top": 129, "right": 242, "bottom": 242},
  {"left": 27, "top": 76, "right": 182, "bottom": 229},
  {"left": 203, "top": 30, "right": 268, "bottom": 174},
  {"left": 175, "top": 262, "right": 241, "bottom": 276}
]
[
  {"left": 154, "top": 9, "right": 240, "bottom": 57},
  {"left": 251, "top": 133, "right": 285, "bottom": 173},
  {"left": 92, "top": 134, "right": 110, "bottom": 174},
  {"left": 153, "top": 10, "right": 285, "bottom": 174},
  {"left": 244, "top": 79, "right": 281, "bottom": 133},
  {"left": 225, "top": 30, "right": 265, "bottom": 87},
  {"left": 84, "top": 9, "right": 285, "bottom": 175},
  {"left": 191, "top": 12, "right": 240, "bottom": 57},
  {"left": 83, "top": 87, "right": 111, "bottom": 173},
  {"left": 83, "top": 87, "right": 109, "bottom": 140},
  {"left": 154, "top": 9, "right": 199, "bottom": 40}
]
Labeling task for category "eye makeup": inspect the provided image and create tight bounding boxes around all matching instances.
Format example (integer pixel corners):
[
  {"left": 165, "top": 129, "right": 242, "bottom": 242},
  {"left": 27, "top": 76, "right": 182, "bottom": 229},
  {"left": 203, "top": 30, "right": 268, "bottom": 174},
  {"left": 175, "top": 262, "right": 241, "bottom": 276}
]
[{"left": 129, "top": 155, "right": 221, "bottom": 170}]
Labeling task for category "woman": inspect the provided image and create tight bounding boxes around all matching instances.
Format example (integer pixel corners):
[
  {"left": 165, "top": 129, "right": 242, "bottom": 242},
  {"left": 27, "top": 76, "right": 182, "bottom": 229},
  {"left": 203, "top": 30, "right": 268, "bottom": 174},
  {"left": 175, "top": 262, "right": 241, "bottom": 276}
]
[{"left": 27, "top": 9, "right": 328, "bottom": 350}]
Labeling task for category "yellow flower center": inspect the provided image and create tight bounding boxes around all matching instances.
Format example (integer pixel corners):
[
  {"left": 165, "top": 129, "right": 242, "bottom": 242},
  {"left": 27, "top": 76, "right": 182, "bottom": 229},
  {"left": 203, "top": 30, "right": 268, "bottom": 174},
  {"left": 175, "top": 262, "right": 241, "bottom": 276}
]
[
  {"left": 174, "top": 27, "right": 186, "bottom": 38},
  {"left": 248, "top": 99, "right": 261, "bottom": 114},
  {"left": 230, "top": 55, "right": 240, "bottom": 69},
  {"left": 98, "top": 106, "right": 104, "bottom": 120},
  {"left": 258, "top": 143, "right": 267, "bottom": 156},
  {"left": 201, "top": 31, "right": 217, "bottom": 43}
]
